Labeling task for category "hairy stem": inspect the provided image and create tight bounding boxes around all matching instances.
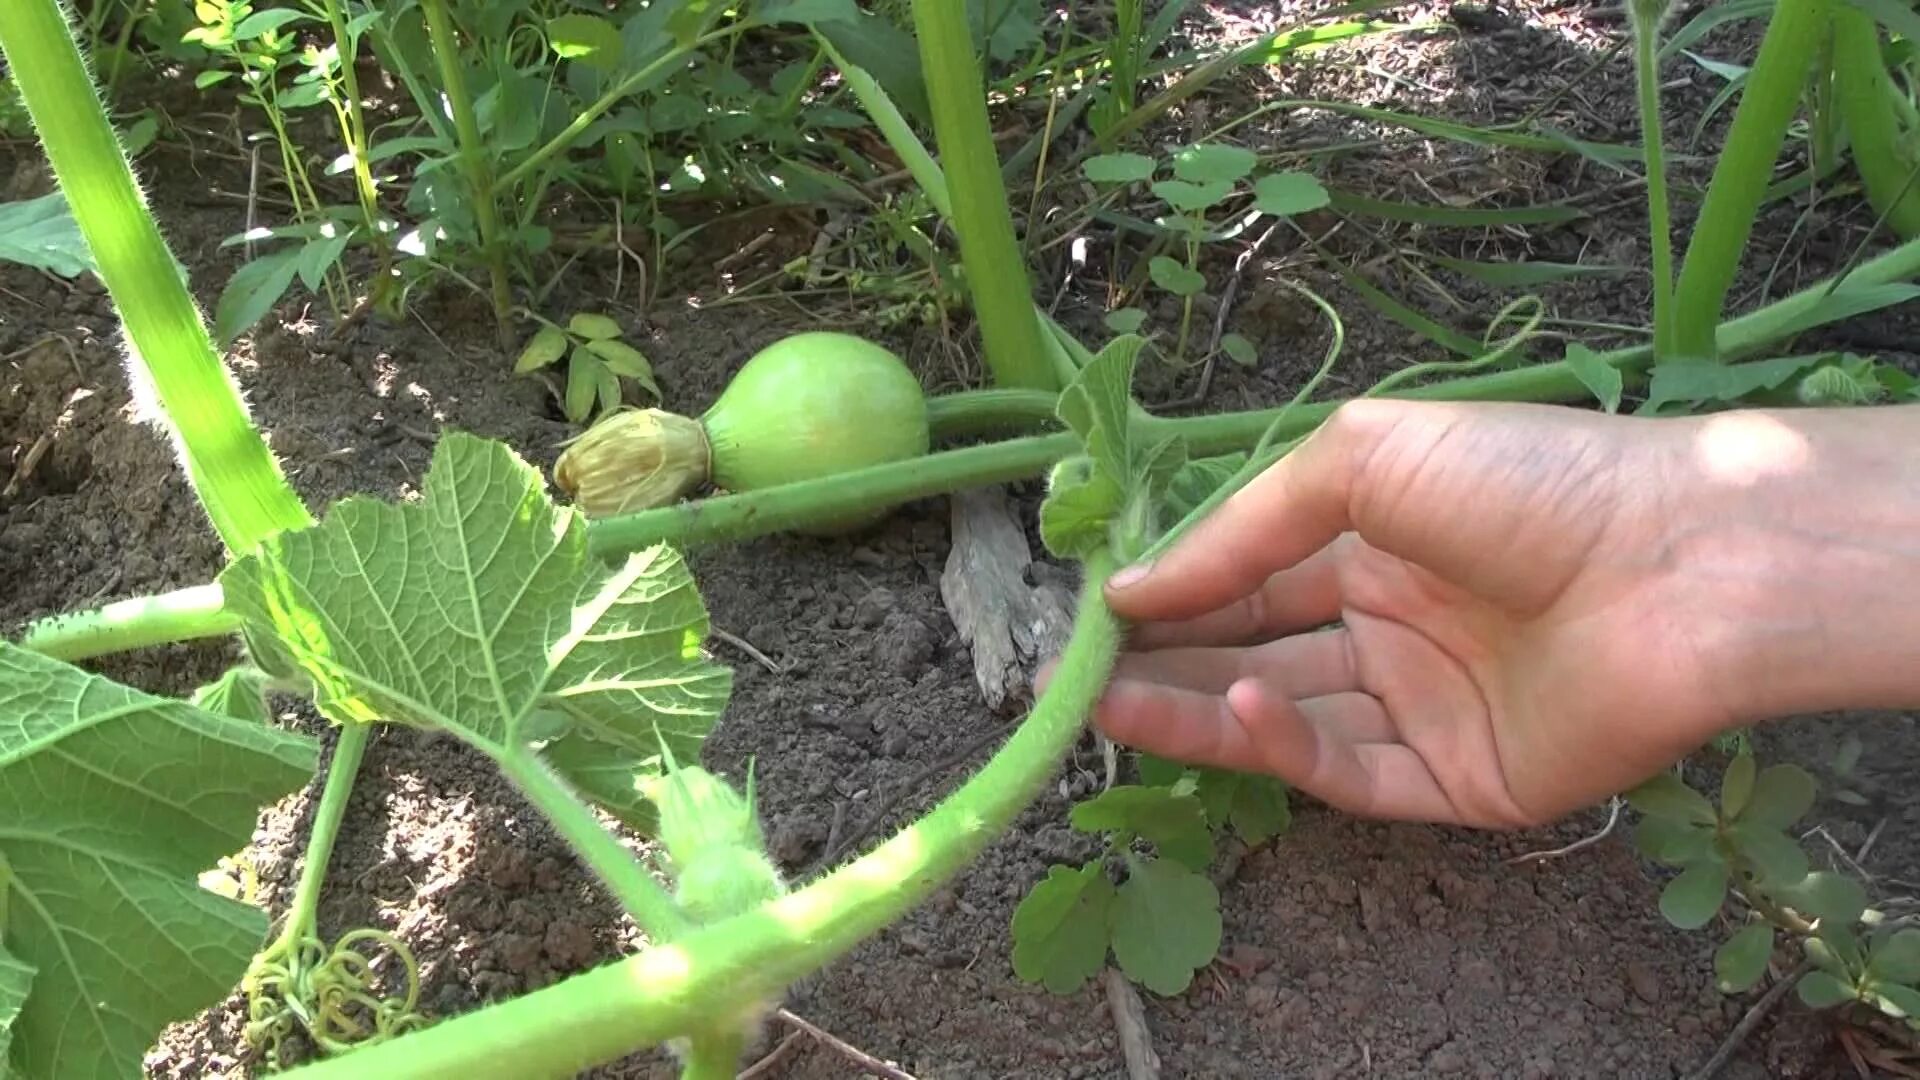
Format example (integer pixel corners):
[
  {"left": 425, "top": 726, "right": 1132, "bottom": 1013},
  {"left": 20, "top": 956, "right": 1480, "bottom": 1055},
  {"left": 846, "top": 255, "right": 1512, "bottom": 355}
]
[
  {"left": 419, "top": 0, "right": 513, "bottom": 348},
  {"left": 910, "top": 0, "right": 1058, "bottom": 390},
  {"left": 1670, "top": 0, "right": 1836, "bottom": 360},
  {"left": 495, "top": 745, "right": 690, "bottom": 941},
  {"left": 272, "top": 724, "right": 370, "bottom": 958},
  {"left": 15, "top": 583, "right": 238, "bottom": 661},
  {"left": 0, "top": 0, "right": 313, "bottom": 553},
  {"left": 281, "top": 552, "right": 1121, "bottom": 1080}
]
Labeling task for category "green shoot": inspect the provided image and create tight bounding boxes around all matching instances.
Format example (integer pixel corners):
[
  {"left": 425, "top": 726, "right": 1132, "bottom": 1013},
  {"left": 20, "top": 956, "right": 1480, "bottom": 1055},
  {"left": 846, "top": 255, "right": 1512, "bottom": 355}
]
[
  {"left": 1629, "top": 0, "right": 1679, "bottom": 356},
  {"left": 418, "top": 0, "right": 514, "bottom": 347}
]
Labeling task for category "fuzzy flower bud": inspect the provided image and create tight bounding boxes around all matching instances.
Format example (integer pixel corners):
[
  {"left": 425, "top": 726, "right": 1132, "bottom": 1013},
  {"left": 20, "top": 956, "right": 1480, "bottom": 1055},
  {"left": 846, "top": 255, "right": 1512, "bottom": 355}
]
[{"left": 553, "top": 408, "right": 711, "bottom": 517}]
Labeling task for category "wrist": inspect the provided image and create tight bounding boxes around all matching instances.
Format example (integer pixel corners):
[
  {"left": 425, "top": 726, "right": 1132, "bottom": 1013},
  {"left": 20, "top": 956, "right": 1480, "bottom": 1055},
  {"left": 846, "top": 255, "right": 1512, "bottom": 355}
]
[{"left": 1670, "top": 404, "right": 1920, "bottom": 726}]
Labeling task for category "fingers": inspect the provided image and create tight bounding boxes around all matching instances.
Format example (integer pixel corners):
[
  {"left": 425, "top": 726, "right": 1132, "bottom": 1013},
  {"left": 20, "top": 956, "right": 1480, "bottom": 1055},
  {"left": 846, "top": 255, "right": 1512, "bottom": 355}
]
[
  {"left": 1106, "top": 401, "right": 1400, "bottom": 625},
  {"left": 1110, "top": 626, "right": 1358, "bottom": 699},
  {"left": 1089, "top": 677, "right": 1391, "bottom": 773},
  {"left": 1125, "top": 542, "right": 1347, "bottom": 650}
]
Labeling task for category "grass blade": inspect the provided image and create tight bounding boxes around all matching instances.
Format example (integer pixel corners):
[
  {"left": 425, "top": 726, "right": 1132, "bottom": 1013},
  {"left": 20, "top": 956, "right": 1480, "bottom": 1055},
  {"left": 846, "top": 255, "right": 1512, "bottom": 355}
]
[
  {"left": 1421, "top": 252, "right": 1632, "bottom": 285},
  {"left": 1329, "top": 189, "right": 1586, "bottom": 226}
]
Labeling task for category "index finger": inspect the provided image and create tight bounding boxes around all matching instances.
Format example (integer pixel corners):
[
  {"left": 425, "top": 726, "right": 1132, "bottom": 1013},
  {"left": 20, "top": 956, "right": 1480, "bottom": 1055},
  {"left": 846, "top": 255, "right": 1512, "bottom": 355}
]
[{"left": 1106, "top": 402, "right": 1384, "bottom": 624}]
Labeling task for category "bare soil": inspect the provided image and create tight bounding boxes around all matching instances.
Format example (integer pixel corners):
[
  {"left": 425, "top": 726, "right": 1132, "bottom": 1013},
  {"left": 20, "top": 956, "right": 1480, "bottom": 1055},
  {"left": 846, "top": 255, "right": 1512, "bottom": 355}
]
[{"left": 3, "top": 3, "right": 1917, "bottom": 1078}]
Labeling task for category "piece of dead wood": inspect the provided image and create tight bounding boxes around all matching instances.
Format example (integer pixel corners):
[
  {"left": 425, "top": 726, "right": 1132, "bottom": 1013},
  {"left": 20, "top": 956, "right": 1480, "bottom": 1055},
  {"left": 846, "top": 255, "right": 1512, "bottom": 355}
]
[
  {"left": 1104, "top": 967, "right": 1161, "bottom": 1080},
  {"left": 938, "top": 486, "right": 1075, "bottom": 713}
]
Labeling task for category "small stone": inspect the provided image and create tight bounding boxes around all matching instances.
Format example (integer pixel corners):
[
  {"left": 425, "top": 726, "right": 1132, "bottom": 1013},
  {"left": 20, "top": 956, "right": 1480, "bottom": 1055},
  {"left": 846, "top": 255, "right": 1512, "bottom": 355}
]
[
  {"left": 875, "top": 612, "right": 936, "bottom": 676},
  {"left": 1429, "top": 1043, "right": 1466, "bottom": 1074},
  {"left": 853, "top": 586, "right": 896, "bottom": 628},
  {"left": 769, "top": 813, "right": 829, "bottom": 866},
  {"left": 1626, "top": 961, "right": 1663, "bottom": 1004}
]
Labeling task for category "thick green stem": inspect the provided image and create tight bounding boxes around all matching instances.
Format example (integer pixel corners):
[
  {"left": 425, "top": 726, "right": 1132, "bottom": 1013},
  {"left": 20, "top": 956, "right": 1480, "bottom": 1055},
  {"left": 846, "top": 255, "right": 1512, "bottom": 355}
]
[
  {"left": 1832, "top": 5, "right": 1920, "bottom": 239},
  {"left": 270, "top": 723, "right": 370, "bottom": 956},
  {"left": 15, "top": 583, "right": 237, "bottom": 662},
  {"left": 1631, "top": 4, "right": 1678, "bottom": 356},
  {"left": 910, "top": 0, "right": 1057, "bottom": 390},
  {"left": 926, "top": 388, "right": 1062, "bottom": 438},
  {"left": 678, "top": 1031, "right": 746, "bottom": 1080},
  {"left": 281, "top": 553, "right": 1121, "bottom": 1080},
  {"left": 0, "top": 0, "right": 313, "bottom": 553},
  {"left": 495, "top": 745, "right": 690, "bottom": 941},
  {"left": 419, "top": 0, "right": 513, "bottom": 347},
  {"left": 1670, "top": 0, "right": 1836, "bottom": 360}
]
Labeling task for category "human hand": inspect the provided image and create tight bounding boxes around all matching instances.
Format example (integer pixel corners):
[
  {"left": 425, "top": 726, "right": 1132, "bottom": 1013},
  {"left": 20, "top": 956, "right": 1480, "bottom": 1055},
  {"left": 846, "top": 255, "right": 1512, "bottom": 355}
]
[{"left": 1081, "top": 399, "right": 1920, "bottom": 829}]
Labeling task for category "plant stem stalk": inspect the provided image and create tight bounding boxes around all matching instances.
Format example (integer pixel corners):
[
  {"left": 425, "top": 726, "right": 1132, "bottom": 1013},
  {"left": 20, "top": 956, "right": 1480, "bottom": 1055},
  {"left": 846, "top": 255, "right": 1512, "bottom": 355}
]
[
  {"left": 1669, "top": 0, "right": 1835, "bottom": 360},
  {"left": 0, "top": 0, "right": 314, "bottom": 554},
  {"left": 262, "top": 722, "right": 370, "bottom": 957},
  {"left": 496, "top": 745, "right": 690, "bottom": 942},
  {"left": 418, "top": 0, "right": 514, "bottom": 348},
  {"left": 1831, "top": 6, "right": 1920, "bottom": 239},
  {"left": 280, "top": 553, "right": 1122, "bottom": 1080},
  {"left": 910, "top": 0, "right": 1058, "bottom": 390},
  {"left": 926, "top": 388, "right": 1062, "bottom": 438},
  {"left": 679, "top": 1030, "right": 747, "bottom": 1080},
  {"left": 1631, "top": 5, "right": 1678, "bottom": 356}
]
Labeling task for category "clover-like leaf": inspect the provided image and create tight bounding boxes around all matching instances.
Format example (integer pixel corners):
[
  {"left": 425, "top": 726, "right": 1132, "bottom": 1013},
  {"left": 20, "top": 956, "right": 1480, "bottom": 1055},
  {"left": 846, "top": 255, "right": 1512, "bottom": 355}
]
[
  {"left": 1738, "top": 763, "right": 1816, "bottom": 829},
  {"left": 1250, "top": 171, "right": 1330, "bottom": 217},
  {"left": 1228, "top": 774, "right": 1291, "bottom": 845},
  {"left": 218, "top": 433, "right": 733, "bottom": 778},
  {"left": 1626, "top": 770, "right": 1717, "bottom": 824},
  {"left": 515, "top": 325, "right": 570, "bottom": 373},
  {"left": 1104, "top": 307, "right": 1149, "bottom": 335},
  {"left": 1136, "top": 753, "right": 1190, "bottom": 789},
  {"left": 0, "top": 643, "right": 318, "bottom": 1080},
  {"left": 1110, "top": 857, "right": 1222, "bottom": 996},
  {"left": 1010, "top": 861, "right": 1117, "bottom": 995},
  {"left": 1069, "top": 785, "right": 1213, "bottom": 871},
  {"left": 1220, "top": 332, "right": 1258, "bottom": 368},
  {"left": 1660, "top": 861, "right": 1728, "bottom": 929},
  {"left": 1082, "top": 152, "right": 1155, "bottom": 184},
  {"left": 1869, "top": 929, "right": 1920, "bottom": 984},
  {"left": 1152, "top": 179, "right": 1233, "bottom": 214},
  {"left": 1172, "top": 143, "right": 1257, "bottom": 185},
  {"left": 1796, "top": 970, "right": 1858, "bottom": 1009},
  {"left": 1871, "top": 983, "right": 1920, "bottom": 1020},
  {"left": 1148, "top": 255, "right": 1206, "bottom": 297},
  {"left": 1715, "top": 922, "right": 1775, "bottom": 994},
  {"left": 1729, "top": 822, "right": 1809, "bottom": 889},
  {"left": 1781, "top": 871, "right": 1868, "bottom": 926},
  {"left": 1720, "top": 749, "right": 1756, "bottom": 818}
]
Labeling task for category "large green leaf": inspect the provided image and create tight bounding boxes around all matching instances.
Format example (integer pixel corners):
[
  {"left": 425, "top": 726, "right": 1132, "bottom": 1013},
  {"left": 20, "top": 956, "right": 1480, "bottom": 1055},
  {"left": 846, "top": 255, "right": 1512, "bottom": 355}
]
[
  {"left": 0, "top": 643, "right": 318, "bottom": 1079},
  {"left": 217, "top": 433, "right": 733, "bottom": 770},
  {"left": 0, "top": 942, "right": 32, "bottom": 1066},
  {"left": 0, "top": 193, "right": 94, "bottom": 278}
]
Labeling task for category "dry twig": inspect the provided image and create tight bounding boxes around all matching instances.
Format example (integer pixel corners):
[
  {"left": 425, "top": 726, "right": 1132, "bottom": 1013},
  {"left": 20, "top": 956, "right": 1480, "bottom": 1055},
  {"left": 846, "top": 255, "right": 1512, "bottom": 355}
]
[
  {"left": 1104, "top": 967, "right": 1161, "bottom": 1080},
  {"left": 1685, "top": 962, "right": 1810, "bottom": 1080},
  {"left": 769, "top": 1009, "right": 918, "bottom": 1080}
]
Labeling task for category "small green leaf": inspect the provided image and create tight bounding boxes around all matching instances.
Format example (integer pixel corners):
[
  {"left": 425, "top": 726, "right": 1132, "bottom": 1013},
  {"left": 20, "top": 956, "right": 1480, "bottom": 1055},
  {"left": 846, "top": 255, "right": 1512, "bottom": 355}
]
[
  {"left": 565, "top": 351, "right": 602, "bottom": 422},
  {"left": 1104, "top": 307, "right": 1149, "bottom": 335},
  {"left": 547, "top": 13, "right": 624, "bottom": 69},
  {"left": 1715, "top": 923, "right": 1775, "bottom": 993},
  {"left": 1563, "top": 342, "right": 1623, "bottom": 414},
  {"left": 1069, "top": 785, "right": 1213, "bottom": 871},
  {"left": 1721, "top": 750, "right": 1756, "bottom": 818},
  {"left": 1816, "top": 921, "right": 1868, "bottom": 972},
  {"left": 1796, "top": 970, "right": 1858, "bottom": 1009},
  {"left": 1219, "top": 333, "right": 1258, "bottom": 368},
  {"left": 1635, "top": 816, "right": 1717, "bottom": 865},
  {"left": 1250, "top": 172, "right": 1331, "bottom": 217},
  {"left": 1110, "top": 857, "right": 1222, "bottom": 996},
  {"left": 1729, "top": 823, "right": 1809, "bottom": 888},
  {"left": 568, "top": 312, "right": 625, "bottom": 340},
  {"left": 1152, "top": 178, "right": 1233, "bottom": 213},
  {"left": 1162, "top": 453, "right": 1247, "bottom": 522},
  {"left": 1781, "top": 871, "right": 1868, "bottom": 926},
  {"left": 1625, "top": 771, "right": 1718, "bottom": 824},
  {"left": 1870, "top": 982, "right": 1920, "bottom": 1020},
  {"left": 297, "top": 228, "right": 352, "bottom": 293},
  {"left": 595, "top": 361, "right": 623, "bottom": 415},
  {"left": 1010, "top": 862, "right": 1117, "bottom": 995},
  {"left": 1082, "top": 152, "right": 1155, "bottom": 184},
  {"left": 213, "top": 246, "right": 303, "bottom": 345},
  {"left": 1228, "top": 773, "right": 1291, "bottom": 844},
  {"left": 1148, "top": 255, "right": 1205, "bottom": 297},
  {"left": 1039, "top": 458, "right": 1125, "bottom": 560},
  {"left": 1136, "top": 753, "right": 1190, "bottom": 789},
  {"left": 189, "top": 666, "right": 272, "bottom": 726},
  {"left": 1659, "top": 862, "right": 1728, "bottom": 929},
  {"left": 516, "top": 326, "right": 570, "bottom": 373},
  {"left": 1171, "top": 143, "right": 1257, "bottom": 184},
  {"left": 1869, "top": 929, "right": 1920, "bottom": 983},
  {"left": 582, "top": 339, "right": 662, "bottom": 398},
  {"left": 1641, "top": 354, "right": 1826, "bottom": 413},
  {"left": 194, "top": 69, "right": 234, "bottom": 89},
  {"left": 232, "top": 8, "right": 311, "bottom": 39},
  {"left": 1739, "top": 763, "right": 1817, "bottom": 829}
]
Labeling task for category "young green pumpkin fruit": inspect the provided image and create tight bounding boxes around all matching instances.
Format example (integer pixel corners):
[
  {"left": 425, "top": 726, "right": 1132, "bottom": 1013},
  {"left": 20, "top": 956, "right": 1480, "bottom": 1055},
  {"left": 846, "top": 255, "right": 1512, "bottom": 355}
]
[{"left": 554, "top": 332, "right": 931, "bottom": 531}]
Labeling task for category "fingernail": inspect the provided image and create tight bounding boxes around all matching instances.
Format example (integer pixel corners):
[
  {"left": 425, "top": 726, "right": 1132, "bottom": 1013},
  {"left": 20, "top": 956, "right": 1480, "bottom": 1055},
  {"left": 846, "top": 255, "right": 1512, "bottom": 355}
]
[{"left": 1108, "top": 561, "right": 1152, "bottom": 590}]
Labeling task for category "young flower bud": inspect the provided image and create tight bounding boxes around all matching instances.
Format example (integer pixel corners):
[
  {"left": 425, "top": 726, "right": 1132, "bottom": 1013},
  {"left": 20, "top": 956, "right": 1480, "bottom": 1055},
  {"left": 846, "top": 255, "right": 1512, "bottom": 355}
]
[{"left": 553, "top": 408, "right": 712, "bottom": 517}]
